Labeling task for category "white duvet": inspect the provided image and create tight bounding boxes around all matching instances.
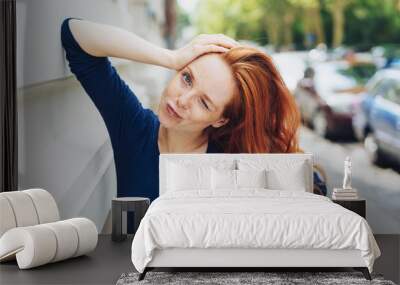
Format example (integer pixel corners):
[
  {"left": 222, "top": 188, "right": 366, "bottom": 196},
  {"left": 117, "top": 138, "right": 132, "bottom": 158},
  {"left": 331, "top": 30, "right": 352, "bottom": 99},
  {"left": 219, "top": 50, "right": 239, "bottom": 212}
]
[{"left": 131, "top": 189, "right": 381, "bottom": 273}]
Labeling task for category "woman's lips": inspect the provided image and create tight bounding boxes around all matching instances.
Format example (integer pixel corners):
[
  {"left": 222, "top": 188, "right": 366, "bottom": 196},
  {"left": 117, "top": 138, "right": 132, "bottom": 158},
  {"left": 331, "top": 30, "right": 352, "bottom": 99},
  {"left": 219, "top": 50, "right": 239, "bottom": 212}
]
[{"left": 166, "top": 103, "right": 182, "bottom": 119}]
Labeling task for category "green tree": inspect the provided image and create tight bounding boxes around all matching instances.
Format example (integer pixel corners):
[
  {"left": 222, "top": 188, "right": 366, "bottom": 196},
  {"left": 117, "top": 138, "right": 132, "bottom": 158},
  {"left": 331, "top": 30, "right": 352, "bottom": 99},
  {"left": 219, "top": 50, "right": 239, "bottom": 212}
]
[
  {"left": 258, "top": 0, "right": 288, "bottom": 47},
  {"left": 342, "top": 0, "right": 400, "bottom": 48},
  {"left": 195, "top": 0, "right": 264, "bottom": 41},
  {"left": 192, "top": 0, "right": 400, "bottom": 50},
  {"left": 325, "top": 0, "right": 352, "bottom": 47}
]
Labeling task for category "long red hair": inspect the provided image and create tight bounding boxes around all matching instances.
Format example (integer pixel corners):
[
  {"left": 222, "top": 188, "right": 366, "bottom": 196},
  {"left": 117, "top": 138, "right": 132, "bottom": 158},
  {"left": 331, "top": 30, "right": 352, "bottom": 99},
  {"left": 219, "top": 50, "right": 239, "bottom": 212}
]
[{"left": 204, "top": 46, "right": 302, "bottom": 153}]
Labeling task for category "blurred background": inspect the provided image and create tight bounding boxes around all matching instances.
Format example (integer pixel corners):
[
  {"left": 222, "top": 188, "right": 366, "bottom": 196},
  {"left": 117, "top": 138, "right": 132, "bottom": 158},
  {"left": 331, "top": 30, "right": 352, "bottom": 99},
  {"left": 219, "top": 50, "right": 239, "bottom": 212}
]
[
  {"left": 15, "top": 0, "right": 399, "bottom": 240},
  {"left": 178, "top": 0, "right": 400, "bottom": 236}
]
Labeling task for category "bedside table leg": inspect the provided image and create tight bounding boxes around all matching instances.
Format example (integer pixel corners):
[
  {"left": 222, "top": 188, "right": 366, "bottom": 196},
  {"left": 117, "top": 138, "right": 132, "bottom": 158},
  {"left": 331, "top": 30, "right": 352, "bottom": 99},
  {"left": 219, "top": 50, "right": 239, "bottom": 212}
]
[{"left": 112, "top": 201, "right": 126, "bottom": 242}]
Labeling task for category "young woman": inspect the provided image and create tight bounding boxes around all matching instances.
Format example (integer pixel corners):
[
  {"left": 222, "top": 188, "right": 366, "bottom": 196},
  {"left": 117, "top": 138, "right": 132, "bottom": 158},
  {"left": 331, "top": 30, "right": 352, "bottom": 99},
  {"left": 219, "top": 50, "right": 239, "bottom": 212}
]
[{"left": 60, "top": 17, "right": 327, "bottom": 205}]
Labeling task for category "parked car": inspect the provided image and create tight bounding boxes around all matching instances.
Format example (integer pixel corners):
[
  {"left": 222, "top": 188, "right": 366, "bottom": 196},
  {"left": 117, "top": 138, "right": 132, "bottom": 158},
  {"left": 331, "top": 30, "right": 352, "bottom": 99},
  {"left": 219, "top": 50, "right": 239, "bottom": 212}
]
[
  {"left": 352, "top": 69, "right": 399, "bottom": 141},
  {"left": 371, "top": 44, "right": 400, "bottom": 69},
  {"left": 355, "top": 69, "right": 400, "bottom": 166},
  {"left": 293, "top": 61, "right": 376, "bottom": 138}
]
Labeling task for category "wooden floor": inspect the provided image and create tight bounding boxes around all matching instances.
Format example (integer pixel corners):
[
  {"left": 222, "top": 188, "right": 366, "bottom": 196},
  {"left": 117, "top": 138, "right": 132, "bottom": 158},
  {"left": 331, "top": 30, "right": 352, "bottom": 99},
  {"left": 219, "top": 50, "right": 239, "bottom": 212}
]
[{"left": 0, "top": 234, "right": 398, "bottom": 285}]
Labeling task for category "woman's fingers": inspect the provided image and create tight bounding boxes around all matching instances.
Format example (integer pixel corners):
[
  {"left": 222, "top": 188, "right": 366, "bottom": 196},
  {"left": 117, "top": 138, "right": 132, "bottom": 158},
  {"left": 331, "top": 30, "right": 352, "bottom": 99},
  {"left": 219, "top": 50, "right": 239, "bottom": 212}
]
[
  {"left": 216, "top": 34, "right": 240, "bottom": 47},
  {"left": 196, "top": 34, "right": 240, "bottom": 49},
  {"left": 194, "top": 44, "right": 230, "bottom": 57},
  {"left": 171, "top": 33, "right": 239, "bottom": 70}
]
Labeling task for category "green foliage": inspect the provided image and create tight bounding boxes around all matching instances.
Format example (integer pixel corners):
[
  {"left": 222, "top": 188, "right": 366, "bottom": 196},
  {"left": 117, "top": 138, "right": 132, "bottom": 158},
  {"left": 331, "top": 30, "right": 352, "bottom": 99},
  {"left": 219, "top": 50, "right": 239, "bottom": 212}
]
[
  {"left": 344, "top": 0, "right": 400, "bottom": 48},
  {"left": 194, "top": 0, "right": 267, "bottom": 45},
  {"left": 338, "top": 63, "right": 377, "bottom": 84},
  {"left": 191, "top": 0, "right": 400, "bottom": 49}
]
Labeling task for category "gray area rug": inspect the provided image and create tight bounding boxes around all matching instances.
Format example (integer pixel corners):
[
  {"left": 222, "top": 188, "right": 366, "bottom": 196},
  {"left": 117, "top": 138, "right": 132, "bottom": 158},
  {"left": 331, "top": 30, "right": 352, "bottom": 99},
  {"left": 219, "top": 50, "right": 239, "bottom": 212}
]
[{"left": 116, "top": 271, "right": 396, "bottom": 285}]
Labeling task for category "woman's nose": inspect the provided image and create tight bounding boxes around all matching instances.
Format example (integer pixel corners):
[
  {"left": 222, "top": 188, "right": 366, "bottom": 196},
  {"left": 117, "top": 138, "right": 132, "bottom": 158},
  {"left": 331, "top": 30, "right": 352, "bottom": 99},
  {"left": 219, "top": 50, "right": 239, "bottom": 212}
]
[{"left": 177, "top": 92, "right": 193, "bottom": 110}]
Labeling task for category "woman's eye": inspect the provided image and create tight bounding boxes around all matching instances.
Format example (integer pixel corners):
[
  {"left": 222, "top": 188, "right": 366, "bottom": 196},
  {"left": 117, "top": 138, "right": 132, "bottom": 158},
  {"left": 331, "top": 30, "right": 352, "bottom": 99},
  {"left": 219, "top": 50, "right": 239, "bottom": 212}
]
[
  {"left": 201, "top": 99, "right": 209, "bottom": 110},
  {"left": 182, "top": 72, "right": 192, "bottom": 86}
]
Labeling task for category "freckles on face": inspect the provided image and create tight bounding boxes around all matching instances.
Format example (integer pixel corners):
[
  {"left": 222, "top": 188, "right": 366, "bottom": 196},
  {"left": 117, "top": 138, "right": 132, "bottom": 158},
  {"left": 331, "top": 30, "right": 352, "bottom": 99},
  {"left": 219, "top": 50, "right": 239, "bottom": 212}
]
[{"left": 160, "top": 53, "right": 236, "bottom": 129}]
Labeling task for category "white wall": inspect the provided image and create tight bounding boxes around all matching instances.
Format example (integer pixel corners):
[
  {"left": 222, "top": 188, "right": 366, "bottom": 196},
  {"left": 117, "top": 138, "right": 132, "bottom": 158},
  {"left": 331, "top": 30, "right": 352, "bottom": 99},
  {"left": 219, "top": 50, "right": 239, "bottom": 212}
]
[
  {"left": 17, "top": 0, "right": 171, "bottom": 233},
  {"left": 16, "top": 0, "right": 166, "bottom": 88}
]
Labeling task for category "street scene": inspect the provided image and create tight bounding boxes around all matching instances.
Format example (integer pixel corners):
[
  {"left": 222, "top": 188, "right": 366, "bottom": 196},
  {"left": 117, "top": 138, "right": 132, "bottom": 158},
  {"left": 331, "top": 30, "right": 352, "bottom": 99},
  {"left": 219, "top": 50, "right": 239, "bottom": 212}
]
[
  {"left": 178, "top": 0, "right": 400, "bottom": 234},
  {"left": 275, "top": 51, "right": 400, "bottom": 234}
]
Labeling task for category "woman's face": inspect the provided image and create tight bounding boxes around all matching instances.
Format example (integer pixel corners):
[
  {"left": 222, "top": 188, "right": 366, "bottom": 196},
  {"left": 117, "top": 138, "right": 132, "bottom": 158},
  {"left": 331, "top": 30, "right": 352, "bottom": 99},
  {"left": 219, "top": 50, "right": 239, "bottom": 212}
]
[{"left": 158, "top": 53, "right": 236, "bottom": 133}]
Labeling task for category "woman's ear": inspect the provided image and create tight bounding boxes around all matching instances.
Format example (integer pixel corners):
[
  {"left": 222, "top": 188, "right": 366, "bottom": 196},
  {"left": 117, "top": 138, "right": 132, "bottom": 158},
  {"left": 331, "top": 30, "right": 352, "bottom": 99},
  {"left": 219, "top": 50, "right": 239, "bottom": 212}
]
[{"left": 211, "top": 117, "right": 229, "bottom": 128}]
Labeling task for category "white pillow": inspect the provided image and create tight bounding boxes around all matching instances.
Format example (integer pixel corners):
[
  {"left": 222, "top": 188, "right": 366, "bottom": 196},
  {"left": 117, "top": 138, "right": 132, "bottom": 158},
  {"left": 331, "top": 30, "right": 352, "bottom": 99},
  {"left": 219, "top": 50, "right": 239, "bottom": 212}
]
[
  {"left": 167, "top": 158, "right": 235, "bottom": 170},
  {"left": 236, "top": 169, "right": 268, "bottom": 189},
  {"left": 211, "top": 168, "right": 236, "bottom": 190},
  {"left": 167, "top": 162, "right": 212, "bottom": 191},
  {"left": 237, "top": 158, "right": 309, "bottom": 192},
  {"left": 211, "top": 168, "right": 268, "bottom": 190},
  {"left": 266, "top": 165, "right": 307, "bottom": 192}
]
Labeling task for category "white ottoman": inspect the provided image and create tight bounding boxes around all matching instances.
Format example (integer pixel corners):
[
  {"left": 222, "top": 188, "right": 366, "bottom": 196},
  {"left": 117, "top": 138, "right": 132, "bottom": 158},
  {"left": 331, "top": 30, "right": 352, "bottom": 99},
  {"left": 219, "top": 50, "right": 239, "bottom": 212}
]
[{"left": 0, "top": 189, "right": 98, "bottom": 269}]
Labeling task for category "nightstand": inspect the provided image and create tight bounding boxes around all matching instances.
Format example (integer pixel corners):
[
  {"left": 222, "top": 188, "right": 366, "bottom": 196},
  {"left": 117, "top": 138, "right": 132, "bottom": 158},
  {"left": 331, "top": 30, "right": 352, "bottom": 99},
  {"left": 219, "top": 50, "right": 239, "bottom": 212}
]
[
  {"left": 332, "top": 198, "right": 366, "bottom": 218},
  {"left": 112, "top": 197, "right": 150, "bottom": 242}
]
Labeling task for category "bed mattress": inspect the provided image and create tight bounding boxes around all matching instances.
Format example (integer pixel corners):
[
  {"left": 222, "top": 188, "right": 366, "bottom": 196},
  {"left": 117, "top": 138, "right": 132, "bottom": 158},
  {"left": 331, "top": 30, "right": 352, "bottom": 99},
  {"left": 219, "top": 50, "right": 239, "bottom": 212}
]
[{"left": 131, "top": 189, "right": 380, "bottom": 273}]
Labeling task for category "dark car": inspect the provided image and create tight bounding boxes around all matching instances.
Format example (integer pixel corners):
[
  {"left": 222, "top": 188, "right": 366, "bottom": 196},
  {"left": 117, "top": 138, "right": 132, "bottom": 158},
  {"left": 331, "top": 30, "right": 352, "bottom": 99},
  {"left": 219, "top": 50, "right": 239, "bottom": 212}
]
[
  {"left": 294, "top": 61, "right": 376, "bottom": 138},
  {"left": 356, "top": 69, "right": 400, "bottom": 166}
]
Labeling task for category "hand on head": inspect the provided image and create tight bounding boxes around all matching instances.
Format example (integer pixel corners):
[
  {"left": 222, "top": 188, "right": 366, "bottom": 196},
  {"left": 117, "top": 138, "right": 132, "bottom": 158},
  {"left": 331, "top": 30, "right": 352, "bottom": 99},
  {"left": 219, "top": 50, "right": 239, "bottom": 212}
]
[{"left": 170, "top": 34, "right": 240, "bottom": 70}]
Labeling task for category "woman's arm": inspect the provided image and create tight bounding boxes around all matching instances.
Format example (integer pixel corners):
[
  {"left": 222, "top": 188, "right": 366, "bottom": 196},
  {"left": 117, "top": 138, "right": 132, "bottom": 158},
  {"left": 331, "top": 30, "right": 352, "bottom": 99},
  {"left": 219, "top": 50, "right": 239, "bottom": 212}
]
[
  {"left": 61, "top": 17, "right": 148, "bottom": 149},
  {"left": 61, "top": 17, "right": 239, "bottom": 153},
  {"left": 68, "top": 18, "right": 173, "bottom": 68},
  {"left": 68, "top": 18, "right": 239, "bottom": 70}
]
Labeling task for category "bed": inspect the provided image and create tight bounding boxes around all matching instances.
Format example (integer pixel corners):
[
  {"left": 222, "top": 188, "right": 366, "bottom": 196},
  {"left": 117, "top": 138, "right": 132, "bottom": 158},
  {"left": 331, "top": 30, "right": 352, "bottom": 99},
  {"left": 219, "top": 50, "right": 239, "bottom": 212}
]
[{"left": 130, "top": 153, "right": 381, "bottom": 281}]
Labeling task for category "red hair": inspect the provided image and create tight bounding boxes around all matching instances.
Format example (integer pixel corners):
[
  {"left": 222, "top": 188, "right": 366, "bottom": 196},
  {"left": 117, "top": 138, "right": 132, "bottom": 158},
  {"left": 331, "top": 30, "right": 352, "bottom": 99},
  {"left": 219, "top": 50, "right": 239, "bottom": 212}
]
[{"left": 204, "top": 46, "right": 302, "bottom": 153}]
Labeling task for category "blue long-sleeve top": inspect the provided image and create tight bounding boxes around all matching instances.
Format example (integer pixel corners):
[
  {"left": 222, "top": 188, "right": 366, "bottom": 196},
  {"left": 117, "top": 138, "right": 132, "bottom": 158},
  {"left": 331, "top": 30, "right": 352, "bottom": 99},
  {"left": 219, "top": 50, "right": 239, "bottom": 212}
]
[
  {"left": 60, "top": 17, "right": 223, "bottom": 202},
  {"left": 60, "top": 17, "right": 327, "bottom": 201}
]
